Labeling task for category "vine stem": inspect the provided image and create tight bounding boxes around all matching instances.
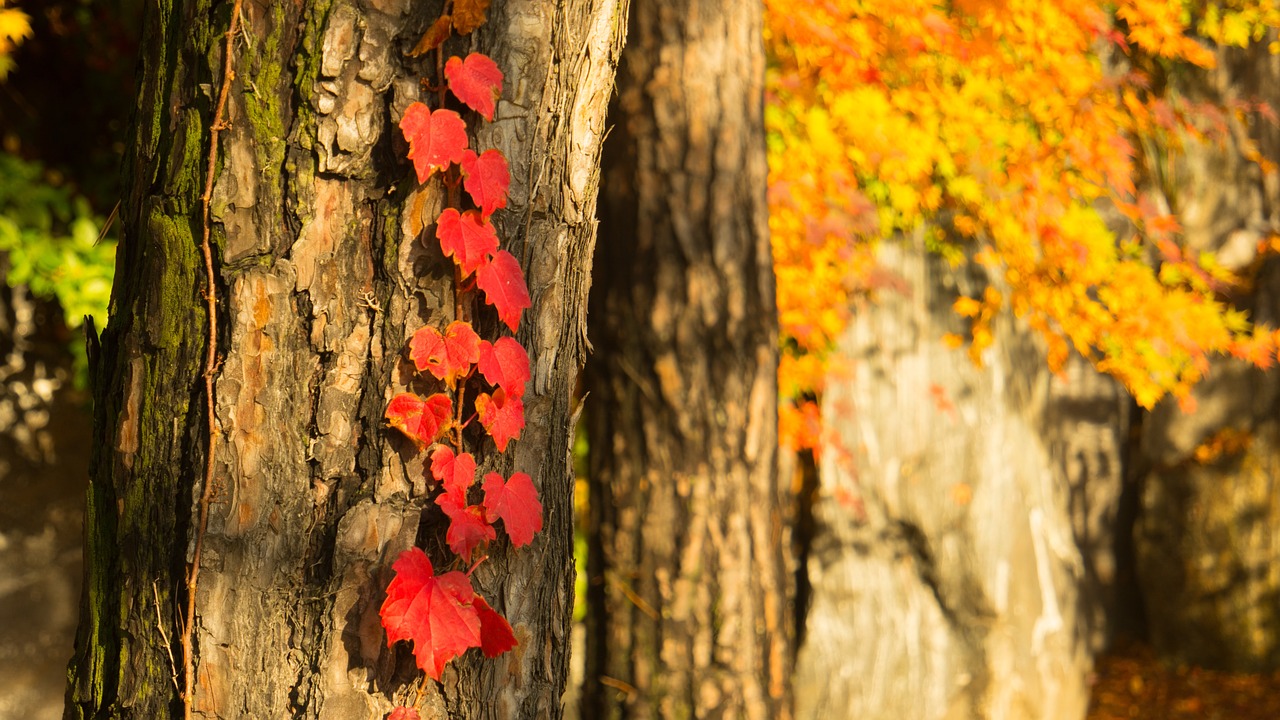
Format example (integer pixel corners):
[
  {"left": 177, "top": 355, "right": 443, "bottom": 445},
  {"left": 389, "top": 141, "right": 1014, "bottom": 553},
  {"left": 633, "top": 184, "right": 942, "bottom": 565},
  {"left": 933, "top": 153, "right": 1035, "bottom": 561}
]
[
  {"left": 435, "top": 7, "right": 466, "bottom": 453},
  {"left": 184, "top": 0, "right": 244, "bottom": 717}
]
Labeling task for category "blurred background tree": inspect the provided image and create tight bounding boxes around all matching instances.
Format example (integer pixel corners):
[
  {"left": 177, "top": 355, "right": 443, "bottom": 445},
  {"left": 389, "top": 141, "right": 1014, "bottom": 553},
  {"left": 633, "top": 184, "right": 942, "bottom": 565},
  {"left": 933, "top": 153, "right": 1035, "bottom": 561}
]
[
  {"left": 0, "top": 2, "right": 137, "bottom": 718},
  {"left": 759, "top": 2, "right": 1280, "bottom": 718}
]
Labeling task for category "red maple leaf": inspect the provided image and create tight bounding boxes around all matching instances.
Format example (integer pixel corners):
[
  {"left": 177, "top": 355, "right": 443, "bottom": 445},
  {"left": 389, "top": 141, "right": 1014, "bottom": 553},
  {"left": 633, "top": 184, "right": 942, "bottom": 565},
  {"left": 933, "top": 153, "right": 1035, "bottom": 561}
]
[
  {"left": 410, "top": 320, "right": 481, "bottom": 385},
  {"left": 482, "top": 471, "right": 543, "bottom": 547},
  {"left": 435, "top": 492, "right": 496, "bottom": 561},
  {"left": 475, "top": 388, "right": 524, "bottom": 452},
  {"left": 477, "top": 337, "right": 530, "bottom": 398},
  {"left": 445, "top": 53, "right": 503, "bottom": 121},
  {"left": 400, "top": 103, "right": 469, "bottom": 183},
  {"left": 385, "top": 393, "right": 452, "bottom": 447},
  {"left": 473, "top": 596, "right": 517, "bottom": 657},
  {"left": 388, "top": 708, "right": 422, "bottom": 720},
  {"left": 436, "top": 208, "right": 499, "bottom": 277},
  {"left": 379, "top": 548, "right": 481, "bottom": 681},
  {"left": 430, "top": 446, "right": 477, "bottom": 496},
  {"left": 460, "top": 149, "right": 510, "bottom": 218},
  {"left": 475, "top": 250, "right": 531, "bottom": 332}
]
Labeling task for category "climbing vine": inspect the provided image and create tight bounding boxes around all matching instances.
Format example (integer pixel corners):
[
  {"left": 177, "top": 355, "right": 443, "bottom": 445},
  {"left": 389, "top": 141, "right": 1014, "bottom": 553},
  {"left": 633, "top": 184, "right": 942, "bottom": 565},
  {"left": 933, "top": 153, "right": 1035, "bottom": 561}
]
[
  {"left": 185, "top": 0, "right": 244, "bottom": 716},
  {"left": 378, "top": 1, "right": 539, "bottom": 712}
]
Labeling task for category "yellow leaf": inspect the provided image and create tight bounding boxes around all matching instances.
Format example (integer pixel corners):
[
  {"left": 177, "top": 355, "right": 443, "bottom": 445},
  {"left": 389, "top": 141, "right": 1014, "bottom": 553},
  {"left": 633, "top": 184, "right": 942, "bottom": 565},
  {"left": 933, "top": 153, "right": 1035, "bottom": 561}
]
[
  {"left": 0, "top": 8, "right": 32, "bottom": 44},
  {"left": 953, "top": 296, "right": 981, "bottom": 318}
]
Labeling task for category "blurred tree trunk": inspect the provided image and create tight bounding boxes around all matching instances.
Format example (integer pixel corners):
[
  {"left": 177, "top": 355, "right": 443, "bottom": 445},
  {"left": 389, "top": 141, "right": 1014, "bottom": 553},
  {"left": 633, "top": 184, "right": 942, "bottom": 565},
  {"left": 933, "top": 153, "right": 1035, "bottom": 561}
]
[
  {"left": 1135, "top": 34, "right": 1280, "bottom": 672},
  {"left": 793, "top": 236, "right": 1131, "bottom": 720},
  {"left": 582, "top": 0, "right": 792, "bottom": 717},
  {"left": 62, "top": 0, "right": 625, "bottom": 717}
]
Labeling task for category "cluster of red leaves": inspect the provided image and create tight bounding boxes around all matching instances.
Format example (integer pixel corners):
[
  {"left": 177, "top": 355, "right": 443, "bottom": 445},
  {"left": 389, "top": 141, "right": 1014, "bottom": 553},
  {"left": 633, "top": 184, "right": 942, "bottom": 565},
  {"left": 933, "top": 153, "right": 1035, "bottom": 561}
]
[
  {"left": 380, "top": 22, "right": 541, "bottom": 704},
  {"left": 428, "top": 445, "right": 542, "bottom": 560},
  {"left": 381, "top": 548, "right": 517, "bottom": 682},
  {"left": 401, "top": 71, "right": 529, "bottom": 332},
  {"left": 390, "top": 323, "right": 531, "bottom": 450}
]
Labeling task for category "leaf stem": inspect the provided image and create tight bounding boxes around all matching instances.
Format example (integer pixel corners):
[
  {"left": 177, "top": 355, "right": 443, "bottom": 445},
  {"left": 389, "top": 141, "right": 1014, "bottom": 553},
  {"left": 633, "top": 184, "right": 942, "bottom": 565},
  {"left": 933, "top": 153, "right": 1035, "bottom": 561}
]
[
  {"left": 434, "top": 6, "right": 449, "bottom": 110},
  {"left": 465, "top": 555, "right": 489, "bottom": 577},
  {"left": 453, "top": 373, "right": 466, "bottom": 450}
]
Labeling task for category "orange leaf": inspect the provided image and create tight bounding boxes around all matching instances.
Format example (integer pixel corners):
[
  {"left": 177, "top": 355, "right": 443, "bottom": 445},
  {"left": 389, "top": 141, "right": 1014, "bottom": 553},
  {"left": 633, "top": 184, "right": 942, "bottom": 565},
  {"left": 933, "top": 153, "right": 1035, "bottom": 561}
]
[
  {"left": 407, "top": 15, "right": 452, "bottom": 57},
  {"left": 451, "top": 0, "right": 490, "bottom": 35},
  {"left": 385, "top": 392, "right": 452, "bottom": 447}
]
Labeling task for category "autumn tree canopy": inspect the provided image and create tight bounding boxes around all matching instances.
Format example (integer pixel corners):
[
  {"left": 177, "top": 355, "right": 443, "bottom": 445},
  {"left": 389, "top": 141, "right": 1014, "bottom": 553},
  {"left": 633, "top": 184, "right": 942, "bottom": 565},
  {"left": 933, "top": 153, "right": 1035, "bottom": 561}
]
[{"left": 767, "top": 0, "right": 1280, "bottom": 447}]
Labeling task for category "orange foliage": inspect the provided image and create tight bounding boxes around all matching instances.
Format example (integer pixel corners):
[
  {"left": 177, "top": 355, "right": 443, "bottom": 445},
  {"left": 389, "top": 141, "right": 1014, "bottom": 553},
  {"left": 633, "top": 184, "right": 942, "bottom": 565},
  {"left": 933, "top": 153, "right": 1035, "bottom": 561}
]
[
  {"left": 1192, "top": 426, "right": 1253, "bottom": 464},
  {"left": 767, "top": 0, "right": 1280, "bottom": 448}
]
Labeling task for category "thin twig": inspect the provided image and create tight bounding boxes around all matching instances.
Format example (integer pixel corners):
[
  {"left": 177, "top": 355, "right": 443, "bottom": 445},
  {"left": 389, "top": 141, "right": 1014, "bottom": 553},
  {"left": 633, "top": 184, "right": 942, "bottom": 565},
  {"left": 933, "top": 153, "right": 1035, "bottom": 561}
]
[
  {"left": 94, "top": 201, "right": 120, "bottom": 246},
  {"left": 183, "top": 1, "right": 244, "bottom": 717},
  {"left": 599, "top": 675, "right": 639, "bottom": 700},
  {"left": 153, "top": 582, "right": 180, "bottom": 692},
  {"left": 606, "top": 570, "right": 660, "bottom": 621},
  {"left": 415, "top": 674, "right": 431, "bottom": 703}
]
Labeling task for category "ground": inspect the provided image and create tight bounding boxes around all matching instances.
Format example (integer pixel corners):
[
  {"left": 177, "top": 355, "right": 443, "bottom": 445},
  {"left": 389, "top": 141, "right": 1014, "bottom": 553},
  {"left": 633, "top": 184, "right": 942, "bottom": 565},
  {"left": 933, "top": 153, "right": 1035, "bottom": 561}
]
[{"left": 1087, "top": 640, "right": 1280, "bottom": 720}]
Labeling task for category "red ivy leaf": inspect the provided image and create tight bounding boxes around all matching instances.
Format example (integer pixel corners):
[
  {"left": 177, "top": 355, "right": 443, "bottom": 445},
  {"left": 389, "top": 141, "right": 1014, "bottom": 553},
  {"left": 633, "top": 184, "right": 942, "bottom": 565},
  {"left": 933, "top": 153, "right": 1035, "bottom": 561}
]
[
  {"left": 477, "top": 337, "right": 530, "bottom": 398},
  {"left": 388, "top": 708, "right": 422, "bottom": 720},
  {"left": 410, "top": 320, "right": 481, "bottom": 385},
  {"left": 436, "top": 208, "right": 499, "bottom": 277},
  {"left": 379, "top": 548, "right": 481, "bottom": 681},
  {"left": 482, "top": 471, "right": 543, "bottom": 547},
  {"left": 386, "top": 393, "right": 452, "bottom": 447},
  {"left": 475, "top": 389, "right": 524, "bottom": 452},
  {"left": 445, "top": 53, "right": 503, "bottom": 121},
  {"left": 430, "top": 446, "right": 477, "bottom": 496},
  {"left": 400, "top": 103, "right": 469, "bottom": 183},
  {"left": 474, "top": 596, "right": 517, "bottom": 657},
  {"left": 460, "top": 149, "right": 510, "bottom": 218},
  {"left": 475, "top": 250, "right": 531, "bottom": 332},
  {"left": 435, "top": 485, "right": 467, "bottom": 516},
  {"left": 435, "top": 493, "right": 496, "bottom": 562}
]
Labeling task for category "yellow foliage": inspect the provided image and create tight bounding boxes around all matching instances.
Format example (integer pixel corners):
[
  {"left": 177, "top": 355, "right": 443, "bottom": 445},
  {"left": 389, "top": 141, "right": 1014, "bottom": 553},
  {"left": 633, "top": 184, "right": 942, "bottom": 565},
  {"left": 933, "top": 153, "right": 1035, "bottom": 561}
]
[
  {"left": 0, "top": 1, "right": 31, "bottom": 80},
  {"left": 767, "top": 0, "right": 1280, "bottom": 447}
]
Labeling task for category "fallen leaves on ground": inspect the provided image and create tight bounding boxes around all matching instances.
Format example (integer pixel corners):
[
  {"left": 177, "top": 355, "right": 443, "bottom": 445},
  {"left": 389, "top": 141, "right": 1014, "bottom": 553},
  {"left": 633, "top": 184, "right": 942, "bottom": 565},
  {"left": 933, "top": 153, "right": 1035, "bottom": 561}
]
[{"left": 1088, "top": 640, "right": 1280, "bottom": 720}]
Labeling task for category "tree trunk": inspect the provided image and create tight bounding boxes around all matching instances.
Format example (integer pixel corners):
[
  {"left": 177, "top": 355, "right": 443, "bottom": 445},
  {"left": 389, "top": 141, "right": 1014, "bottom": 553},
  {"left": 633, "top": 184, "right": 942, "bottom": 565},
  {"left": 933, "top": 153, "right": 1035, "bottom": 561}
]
[
  {"left": 582, "top": 0, "right": 791, "bottom": 717},
  {"left": 63, "top": 0, "right": 626, "bottom": 717},
  {"left": 793, "top": 238, "right": 1129, "bottom": 720}
]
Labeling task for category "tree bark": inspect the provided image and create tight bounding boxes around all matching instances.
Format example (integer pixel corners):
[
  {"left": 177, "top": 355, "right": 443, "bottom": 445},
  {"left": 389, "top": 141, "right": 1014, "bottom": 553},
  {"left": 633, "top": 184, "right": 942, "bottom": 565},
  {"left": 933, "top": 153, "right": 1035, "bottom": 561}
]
[
  {"left": 64, "top": 0, "right": 626, "bottom": 717},
  {"left": 793, "top": 238, "right": 1129, "bottom": 720},
  {"left": 582, "top": 0, "right": 791, "bottom": 717}
]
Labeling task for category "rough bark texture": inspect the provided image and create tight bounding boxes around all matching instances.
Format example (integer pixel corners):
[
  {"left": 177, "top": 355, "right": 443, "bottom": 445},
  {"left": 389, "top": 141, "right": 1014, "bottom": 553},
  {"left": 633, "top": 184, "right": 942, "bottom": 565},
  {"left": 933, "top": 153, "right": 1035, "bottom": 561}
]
[
  {"left": 63, "top": 0, "right": 626, "bottom": 717},
  {"left": 793, "top": 238, "right": 1129, "bottom": 720},
  {"left": 1136, "top": 35, "right": 1280, "bottom": 672},
  {"left": 0, "top": 274, "right": 87, "bottom": 720},
  {"left": 583, "top": 0, "right": 791, "bottom": 717}
]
